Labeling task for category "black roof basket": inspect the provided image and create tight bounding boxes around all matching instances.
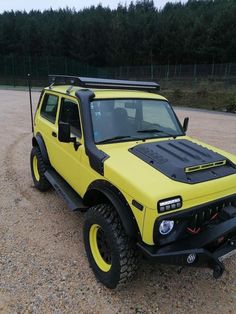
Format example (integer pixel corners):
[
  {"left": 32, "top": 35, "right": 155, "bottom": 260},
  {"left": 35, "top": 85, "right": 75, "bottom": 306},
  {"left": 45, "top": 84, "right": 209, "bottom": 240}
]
[{"left": 48, "top": 75, "right": 160, "bottom": 92}]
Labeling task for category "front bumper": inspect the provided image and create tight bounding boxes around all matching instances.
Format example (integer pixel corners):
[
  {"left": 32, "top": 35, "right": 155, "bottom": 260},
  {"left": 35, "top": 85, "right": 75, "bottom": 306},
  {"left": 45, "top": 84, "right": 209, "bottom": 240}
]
[{"left": 138, "top": 217, "right": 236, "bottom": 278}]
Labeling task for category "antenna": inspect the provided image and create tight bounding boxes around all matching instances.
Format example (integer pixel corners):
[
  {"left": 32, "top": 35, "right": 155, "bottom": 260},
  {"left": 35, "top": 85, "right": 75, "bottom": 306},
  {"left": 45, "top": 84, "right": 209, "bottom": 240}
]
[{"left": 28, "top": 74, "right": 34, "bottom": 133}]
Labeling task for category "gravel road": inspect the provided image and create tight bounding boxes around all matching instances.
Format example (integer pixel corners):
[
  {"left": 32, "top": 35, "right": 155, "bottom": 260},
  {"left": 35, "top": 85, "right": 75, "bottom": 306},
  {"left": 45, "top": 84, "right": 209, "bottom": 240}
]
[{"left": 0, "top": 90, "right": 236, "bottom": 313}]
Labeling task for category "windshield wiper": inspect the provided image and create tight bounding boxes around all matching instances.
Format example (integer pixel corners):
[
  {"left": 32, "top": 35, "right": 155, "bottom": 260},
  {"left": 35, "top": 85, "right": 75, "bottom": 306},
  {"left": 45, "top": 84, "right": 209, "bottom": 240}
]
[
  {"left": 96, "top": 135, "right": 142, "bottom": 144},
  {"left": 137, "top": 128, "right": 176, "bottom": 138}
]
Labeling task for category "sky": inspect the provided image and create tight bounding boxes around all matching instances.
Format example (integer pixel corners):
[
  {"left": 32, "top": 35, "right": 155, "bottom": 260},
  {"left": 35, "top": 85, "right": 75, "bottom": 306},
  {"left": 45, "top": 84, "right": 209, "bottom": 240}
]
[{"left": 0, "top": 0, "right": 187, "bottom": 12}]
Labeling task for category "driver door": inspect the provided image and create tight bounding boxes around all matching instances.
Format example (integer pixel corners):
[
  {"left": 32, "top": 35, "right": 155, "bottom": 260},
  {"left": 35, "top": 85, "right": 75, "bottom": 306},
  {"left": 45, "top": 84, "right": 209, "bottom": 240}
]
[{"left": 53, "top": 97, "right": 85, "bottom": 194}]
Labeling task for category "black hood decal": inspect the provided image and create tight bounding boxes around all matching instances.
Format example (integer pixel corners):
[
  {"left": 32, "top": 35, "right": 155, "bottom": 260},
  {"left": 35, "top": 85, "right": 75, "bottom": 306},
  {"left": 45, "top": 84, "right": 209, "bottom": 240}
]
[{"left": 129, "top": 139, "right": 236, "bottom": 184}]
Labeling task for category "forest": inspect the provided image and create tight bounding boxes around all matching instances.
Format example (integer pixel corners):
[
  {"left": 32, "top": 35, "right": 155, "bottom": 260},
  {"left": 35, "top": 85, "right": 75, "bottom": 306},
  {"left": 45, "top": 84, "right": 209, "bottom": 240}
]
[{"left": 0, "top": 0, "right": 235, "bottom": 67}]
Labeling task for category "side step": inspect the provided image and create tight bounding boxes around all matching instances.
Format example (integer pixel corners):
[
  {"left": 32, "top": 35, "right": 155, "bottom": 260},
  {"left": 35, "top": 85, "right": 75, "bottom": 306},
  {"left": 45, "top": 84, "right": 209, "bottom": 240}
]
[{"left": 44, "top": 169, "right": 88, "bottom": 211}]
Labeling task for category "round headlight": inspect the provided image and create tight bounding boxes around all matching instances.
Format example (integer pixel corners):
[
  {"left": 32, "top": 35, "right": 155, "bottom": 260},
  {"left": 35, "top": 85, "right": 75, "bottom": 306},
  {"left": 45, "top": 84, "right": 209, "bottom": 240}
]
[{"left": 159, "top": 220, "right": 174, "bottom": 235}]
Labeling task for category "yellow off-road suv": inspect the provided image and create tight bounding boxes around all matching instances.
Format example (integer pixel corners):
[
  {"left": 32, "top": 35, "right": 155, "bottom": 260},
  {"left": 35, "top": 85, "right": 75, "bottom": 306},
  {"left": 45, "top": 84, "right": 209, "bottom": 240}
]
[{"left": 30, "top": 75, "right": 236, "bottom": 289}]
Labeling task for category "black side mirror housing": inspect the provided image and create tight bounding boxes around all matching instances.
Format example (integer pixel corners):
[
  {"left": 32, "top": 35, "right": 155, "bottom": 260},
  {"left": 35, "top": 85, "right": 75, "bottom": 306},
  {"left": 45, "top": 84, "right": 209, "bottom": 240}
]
[
  {"left": 183, "top": 117, "right": 189, "bottom": 133},
  {"left": 58, "top": 122, "right": 71, "bottom": 143},
  {"left": 58, "top": 122, "right": 81, "bottom": 151}
]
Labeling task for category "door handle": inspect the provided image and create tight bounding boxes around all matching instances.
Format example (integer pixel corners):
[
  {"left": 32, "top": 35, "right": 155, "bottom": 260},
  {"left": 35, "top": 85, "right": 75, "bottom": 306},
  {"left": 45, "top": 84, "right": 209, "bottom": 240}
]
[{"left": 52, "top": 131, "right": 57, "bottom": 138}]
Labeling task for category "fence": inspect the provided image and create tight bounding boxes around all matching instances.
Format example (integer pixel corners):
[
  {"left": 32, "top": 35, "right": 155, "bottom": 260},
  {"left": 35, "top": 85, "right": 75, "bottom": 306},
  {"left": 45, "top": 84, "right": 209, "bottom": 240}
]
[{"left": 0, "top": 55, "right": 235, "bottom": 89}]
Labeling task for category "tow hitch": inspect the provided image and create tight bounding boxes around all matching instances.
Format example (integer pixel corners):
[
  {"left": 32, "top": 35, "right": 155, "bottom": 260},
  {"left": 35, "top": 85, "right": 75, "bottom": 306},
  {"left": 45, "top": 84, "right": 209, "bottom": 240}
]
[{"left": 213, "top": 239, "right": 236, "bottom": 279}]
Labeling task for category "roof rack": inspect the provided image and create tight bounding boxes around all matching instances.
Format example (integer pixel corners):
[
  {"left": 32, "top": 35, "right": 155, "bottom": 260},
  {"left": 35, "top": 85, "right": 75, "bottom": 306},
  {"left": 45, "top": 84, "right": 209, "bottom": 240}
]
[{"left": 48, "top": 75, "right": 160, "bottom": 92}]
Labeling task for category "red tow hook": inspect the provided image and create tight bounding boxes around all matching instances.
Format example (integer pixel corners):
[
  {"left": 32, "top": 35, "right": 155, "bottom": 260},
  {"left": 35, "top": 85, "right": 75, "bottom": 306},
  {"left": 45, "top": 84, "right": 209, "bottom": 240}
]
[
  {"left": 217, "top": 236, "right": 225, "bottom": 244},
  {"left": 187, "top": 212, "right": 219, "bottom": 235},
  {"left": 211, "top": 213, "right": 219, "bottom": 220},
  {"left": 187, "top": 227, "right": 201, "bottom": 234}
]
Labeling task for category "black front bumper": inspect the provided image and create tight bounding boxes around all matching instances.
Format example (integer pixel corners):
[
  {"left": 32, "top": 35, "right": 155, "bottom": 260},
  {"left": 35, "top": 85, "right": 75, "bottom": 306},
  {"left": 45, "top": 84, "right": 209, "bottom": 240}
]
[{"left": 138, "top": 217, "right": 236, "bottom": 278}]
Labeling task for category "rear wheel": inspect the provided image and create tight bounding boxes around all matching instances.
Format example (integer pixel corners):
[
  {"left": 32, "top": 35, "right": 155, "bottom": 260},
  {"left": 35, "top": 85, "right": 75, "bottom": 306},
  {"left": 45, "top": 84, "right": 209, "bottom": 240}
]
[
  {"left": 84, "top": 203, "right": 139, "bottom": 289},
  {"left": 30, "top": 146, "right": 51, "bottom": 191}
]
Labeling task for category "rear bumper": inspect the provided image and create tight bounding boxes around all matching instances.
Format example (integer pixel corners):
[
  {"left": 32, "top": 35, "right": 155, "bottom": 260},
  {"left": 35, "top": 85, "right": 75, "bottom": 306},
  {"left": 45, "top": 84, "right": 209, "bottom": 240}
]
[{"left": 138, "top": 217, "right": 236, "bottom": 278}]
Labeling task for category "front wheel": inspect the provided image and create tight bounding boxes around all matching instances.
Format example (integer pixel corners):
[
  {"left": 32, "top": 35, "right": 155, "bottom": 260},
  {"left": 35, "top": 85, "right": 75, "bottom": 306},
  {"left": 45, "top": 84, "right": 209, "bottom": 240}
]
[{"left": 83, "top": 203, "right": 139, "bottom": 289}]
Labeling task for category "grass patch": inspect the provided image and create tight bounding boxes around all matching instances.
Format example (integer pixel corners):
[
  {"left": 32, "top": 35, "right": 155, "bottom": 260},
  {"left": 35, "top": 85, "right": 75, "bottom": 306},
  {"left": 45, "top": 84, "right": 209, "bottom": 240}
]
[{"left": 160, "top": 79, "right": 236, "bottom": 113}]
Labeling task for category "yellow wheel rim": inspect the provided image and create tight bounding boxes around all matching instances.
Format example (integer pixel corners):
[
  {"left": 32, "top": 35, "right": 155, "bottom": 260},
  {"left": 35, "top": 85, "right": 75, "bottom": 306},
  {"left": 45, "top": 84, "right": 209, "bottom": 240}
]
[
  {"left": 33, "top": 155, "right": 40, "bottom": 182},
  {"left": 89, "top": 224, "right": 112, "bottom": 272}
]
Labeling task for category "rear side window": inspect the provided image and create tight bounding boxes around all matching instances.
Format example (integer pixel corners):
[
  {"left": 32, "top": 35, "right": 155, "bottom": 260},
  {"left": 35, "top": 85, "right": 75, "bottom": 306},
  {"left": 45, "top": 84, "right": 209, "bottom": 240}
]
[{"left": 41, "top": 94, "right": 59, "bottom": 123}]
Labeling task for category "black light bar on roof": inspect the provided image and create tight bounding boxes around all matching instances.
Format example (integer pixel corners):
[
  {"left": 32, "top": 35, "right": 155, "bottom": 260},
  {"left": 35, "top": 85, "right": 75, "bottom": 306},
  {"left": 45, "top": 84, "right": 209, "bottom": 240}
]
[
  {"left": 49, "top": 75, "right": 83, "bottom": 87},
  {"left": 48, "top": 75, "right": 160, "bottom": 92}
]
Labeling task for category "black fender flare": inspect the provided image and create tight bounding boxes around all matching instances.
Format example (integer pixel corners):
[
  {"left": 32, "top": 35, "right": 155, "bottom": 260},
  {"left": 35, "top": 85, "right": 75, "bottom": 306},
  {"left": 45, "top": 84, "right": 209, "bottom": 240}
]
[
  {"left": 32, "top": 133, "right": 51, "bottom": 166},
  {"left": 83, "top": 180, "right": 139, "bottom": 239}
]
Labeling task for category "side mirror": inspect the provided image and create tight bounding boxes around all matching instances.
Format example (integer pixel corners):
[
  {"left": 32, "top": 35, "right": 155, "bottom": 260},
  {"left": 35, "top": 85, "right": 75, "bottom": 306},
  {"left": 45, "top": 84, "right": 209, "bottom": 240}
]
[
  {"left": 58, "top": 122, "right": 71, "bottom": 143},
  {"left": 58, "top": 122, "right": 81, "bottom": 151},
  {"left": 183, "top": 117, "right": 189, "bottom": 133}
]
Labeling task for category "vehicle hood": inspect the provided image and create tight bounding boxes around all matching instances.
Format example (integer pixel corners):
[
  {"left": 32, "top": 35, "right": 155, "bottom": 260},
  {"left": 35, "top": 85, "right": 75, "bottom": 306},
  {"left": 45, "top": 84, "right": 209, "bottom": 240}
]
[
  {"left": 129, "top": 138, "right": 236, "bottom": 184},
  {"left": 101, "top": 136, "right": 236, "bottom": 210}
]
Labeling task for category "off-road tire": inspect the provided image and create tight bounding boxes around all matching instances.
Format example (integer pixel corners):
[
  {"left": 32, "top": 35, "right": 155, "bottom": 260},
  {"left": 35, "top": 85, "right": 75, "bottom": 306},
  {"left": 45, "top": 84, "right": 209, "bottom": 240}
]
[
  {"left": 30, "top": 146, "right": 51, "bottom": 191},
  {"left": 84, "top": 203, "right": 139, "bottom": 289}
]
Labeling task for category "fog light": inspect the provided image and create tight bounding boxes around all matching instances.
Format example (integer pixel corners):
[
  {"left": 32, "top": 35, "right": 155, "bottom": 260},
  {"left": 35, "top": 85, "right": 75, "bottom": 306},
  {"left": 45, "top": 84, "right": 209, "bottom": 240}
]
[
  {"left": 159, "top": 220, "right": 174, "bottom": 235},
  {"left": 187, "top": 253, "right": 197, "bottom": 264}
]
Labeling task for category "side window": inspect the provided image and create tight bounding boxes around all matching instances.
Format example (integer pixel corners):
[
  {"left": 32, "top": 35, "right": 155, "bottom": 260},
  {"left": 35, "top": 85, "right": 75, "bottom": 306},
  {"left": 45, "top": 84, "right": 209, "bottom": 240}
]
[
  {"left": 59, "top": 98, "right": 82, "bottom": 137},
  {"left": 41, "top": 94, "right": 59, "bottom": 123}
]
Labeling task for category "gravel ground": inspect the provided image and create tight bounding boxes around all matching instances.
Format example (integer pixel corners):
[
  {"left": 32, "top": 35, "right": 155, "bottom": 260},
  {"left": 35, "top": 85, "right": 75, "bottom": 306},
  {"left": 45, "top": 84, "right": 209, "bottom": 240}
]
[{"left": 0, "top": 90, "right": 236, "bottom": 314}]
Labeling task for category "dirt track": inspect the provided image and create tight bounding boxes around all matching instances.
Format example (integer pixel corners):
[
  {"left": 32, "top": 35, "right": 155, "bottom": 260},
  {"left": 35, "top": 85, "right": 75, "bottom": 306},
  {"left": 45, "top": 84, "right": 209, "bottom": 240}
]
[{"left": 0, "top": 89, "right": 236, "bottom": 313}]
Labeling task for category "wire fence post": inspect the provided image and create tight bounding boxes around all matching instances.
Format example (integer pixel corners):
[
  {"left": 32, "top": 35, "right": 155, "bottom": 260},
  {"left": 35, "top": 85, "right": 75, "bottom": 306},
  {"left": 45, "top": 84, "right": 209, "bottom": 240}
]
[
  {"left": 27, "top": 74, "right": 34, "bottom": 133},
  {"left": 228, "top": 63, "right": 231, "bottom": 76},
  {"left": 193, "top": 63, "right": 197, "bottom": 88},
  {"left": 3, "top": 55, "right": 6, "bottom": 78},
  {"left": 119, "top": 66, "right": 122, "bottom": 79},
  {"left": 224, "top": 63, "right": 228, "bottom": 79},
  {"left": 174, "top": 63, "right": 177, "bottom": 78},
  {"left": 65, "top": 57, "right": 68, "bottom": 75},
  {"left": 12, "top": 54, "right": 16, "bottom": 87},
  {"left": 211, "top": 61, "right": 215, "bottom": 76},
  {"left": 23, "top": 56, "right": 26, "bottom": 78},
  {"left": 126, "top": 66, "right": 129, "bottom": 79},
  {"left": 166, "top": 62, "right": 169, "bottom": 80},
  {"left": 86, "top": 64, "right": 89, "bottom": 76},
  {"left": 28, "top": 56, "right": 32, "bottom": 78},
  {"left": 193, "top": 63, "right": 197, "bottom": 79},
  {"left": 151, "top": 63, "right": 154, "bottom": 80},
  {"left": 47, "top": 56, "right": 50, "bottom": 75}
]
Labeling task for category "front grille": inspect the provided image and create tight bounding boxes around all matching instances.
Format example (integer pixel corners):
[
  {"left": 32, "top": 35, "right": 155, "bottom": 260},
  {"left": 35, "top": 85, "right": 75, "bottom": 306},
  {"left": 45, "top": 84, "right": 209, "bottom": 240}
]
[
  {"left": 154, "top": 195, "right": 236, "bottom": 245},
  {"left": 187, "top": 199, "right": 234, "bottom": 234}
]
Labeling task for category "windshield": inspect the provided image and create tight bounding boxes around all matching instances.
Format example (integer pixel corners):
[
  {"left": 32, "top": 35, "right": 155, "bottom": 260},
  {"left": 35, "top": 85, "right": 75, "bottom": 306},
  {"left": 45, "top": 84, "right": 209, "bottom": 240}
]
[{"left": 90, "top": 99, "right": 183, "bottom": 143}]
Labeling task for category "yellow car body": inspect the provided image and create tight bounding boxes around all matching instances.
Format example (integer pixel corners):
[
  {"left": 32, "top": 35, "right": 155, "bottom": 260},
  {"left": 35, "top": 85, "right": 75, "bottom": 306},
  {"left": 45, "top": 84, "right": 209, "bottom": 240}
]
[
  {"left": 33, "top": 85, "right": 236, "bottom": 245},
  {"left": 31, "top": 77, "right": 236, "bottom": 285}
]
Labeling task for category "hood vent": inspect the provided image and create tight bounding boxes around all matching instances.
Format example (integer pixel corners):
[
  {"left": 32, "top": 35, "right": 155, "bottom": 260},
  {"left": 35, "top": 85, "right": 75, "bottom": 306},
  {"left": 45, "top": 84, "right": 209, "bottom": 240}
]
[{"left": 185, "top": 160, "right": 226, "bottom": 173}]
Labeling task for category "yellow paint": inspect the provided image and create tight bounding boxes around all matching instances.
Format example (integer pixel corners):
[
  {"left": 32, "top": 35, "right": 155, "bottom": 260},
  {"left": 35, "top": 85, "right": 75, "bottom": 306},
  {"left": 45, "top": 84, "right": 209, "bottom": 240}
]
[
  {"left": 34, "top": 86, "right": 236, "bottom": 246},
  {"left": 33, "top": 155, "right": 40, "bottom": 181},
  {"left": 101, "top": 137, "right": 236, "bottom": 244},
  {"left": 89, "top": 224, "right": 111, "bottom": 272}
]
